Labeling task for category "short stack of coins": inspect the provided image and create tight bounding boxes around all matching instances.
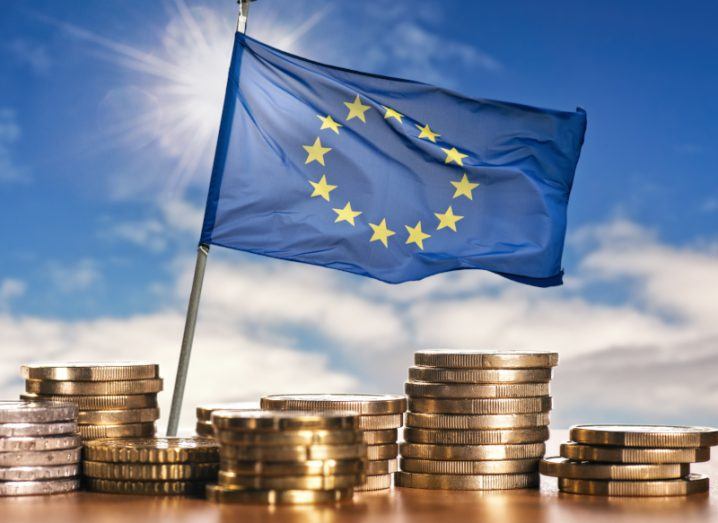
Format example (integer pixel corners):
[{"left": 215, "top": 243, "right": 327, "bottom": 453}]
[
  {"left": 0, "top": 401, "right": 81, "bottom": 496},
  {"left": 260, "top": 394, "right": 406, "bottom": 491},
  {"left": 207, "top": 410, "right": 366, "bottom": 504},
  {"left": 541, "top": 425, "right": 717, "bottom": 496},
  {"left": 196, "top": 402, "right": 260, "bottom": 438},
  {"left": 396, "top": 350, "right": 557, "bottom": 490},
  {"left": 20, "top": 362, "right": 162, "bottom": 441},
  {"left": 83, "top": 437, "right": 219, "bottom": 495}
]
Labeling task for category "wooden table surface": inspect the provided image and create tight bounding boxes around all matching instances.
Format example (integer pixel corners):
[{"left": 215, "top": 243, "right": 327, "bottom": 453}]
[{"left": 1, "top": 431, "right": 716, "bottom": 523}]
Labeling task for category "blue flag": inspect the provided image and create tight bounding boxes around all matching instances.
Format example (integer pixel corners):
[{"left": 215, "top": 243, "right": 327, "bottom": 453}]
[{"left": 201, "top": 33, "right": 586, "bottom": 287}]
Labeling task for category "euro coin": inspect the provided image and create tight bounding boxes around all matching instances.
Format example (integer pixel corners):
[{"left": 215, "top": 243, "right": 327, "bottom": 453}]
[
  {"left": 21, "top": 362, "right": 158, "bottom": 381},
  {"left": 0, "top": 478, "right": 79, "bottom": 496},
  {"left": 400, "top": 457, "right": 538, "bottom": 475},
  {"left": 408, "top": 396, "right": 551, "bottom": 415},
  {"left": 21, "top": 393, "right": 158, "bottom": 410},
  {"left": 394, "top": 471, "right": 539, "bottom": 490},
  {"left": 367, "top": 444, "right": 398, "bottom": 460},
  {"left": 408, "top": 366, "right": 552, "bottom": 384},
  {"left": 211, "top": 410, "right": 358, "bottom": 432},
  {"left": 363, "top": 429, "right": 397, "bottom": 445},
  {"left": 196, "top": 402, "right": 260, "bottom": 422},
  {"left": 0, "top": 464, "right": 79, "bottom": 481},
  {"left": 83, "top": 437, "right": 219, "bottom": 463},
  {"left": 0, "top": 434, "right": 81, "bottom": 452},
  {"left": 400, "top": 442, "right": 545, "bottom": 460},
  {"left": 25, "top": 378, "right": 163, "bottom": 396},
  {"left": 260, "top": 394, "right": 407, "bottom": 415},
  {"left": 205, "top": 484, "right": 354, "bottom": 504},
  {"left": 405, "top": 382, "right": 549, "bottom": 399},
  {"left": 404, "top": 426, "right": 549, "bottom": 445},
  {"left": 355, "top": 474, "right": 391, "bottom": 491},
  {"left": 196, "top": 421, "right": 213, "bottom": 437},
  {"left": 558, "top": 474, "right": 709, "bottom": 497},
  {"left": 366, "top": 459, "right": 398, "bottom": 475},
  {"left": 0, "top": 401, "right": 77, "bottom": 423},
  {"left": 406, "top": 412, "right": 550, "bottom": 430},
  {"left": 214, "top": 429, "right": 361, "bottom": 446},
  {"left": 78, "top": 408, "right": 159, "bottom": 425},
  {"left": 79, "top": 422, "right": 155, "bottom": 439},
  {"left": 0, "top": 447, "right": 81, "bottom": 467},
  {"left": 219, "top": 443, "right": 366, "bottom": 462},
  {"left": 560, "top": 442, "right": 710, "bottom": 464},
  {"left": 569, "top": 425, "right": 718, "bottom": 448},
  {"left": 359, "top": 414, "right": 403, "bottom": 431},
  {"left": 0, "top": 421, "right": 77, "bottom": 437},
  {"left": 82, "top": 461, "right": 219, "bottom": 481},
  {"left": 219, "top": 471, "right": 363, "bottom": 490},
  {"left": 219, "top": 459, "right": 363, "bottom": 477},
  {"left": 540, "top": 457, "right": 690, "bottom": 480},
  {"left": 85, "top": 478, "right": 205, "bottom": 496},
  {"left": 414, "top": 350, "right": 558, "bottom": 369}
]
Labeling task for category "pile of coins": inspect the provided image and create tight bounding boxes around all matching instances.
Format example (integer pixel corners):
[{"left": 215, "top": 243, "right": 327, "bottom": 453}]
[
  {"left": 83, "top": 437, "right": 219, "bottom": 495},
  {"left": 260, "top": 394, "right": 406, "bottom": 491},
  {"left": 21, "top": 362, "right": 162, "bottom": 441},
  {"left": 541, "top": 425, "right": 717, "bottom": 496},
  {"left": 196, "top": 402, "right": 260, "bottom": 438},
  {"left": 396, "top": 350, "right": 556, "bottom": 490},
  {"left": 0, "top": 401, "right": 81, "bottom": 496},
  {"left": 207, "top": 410, "right": 366, "bottom": 504}
]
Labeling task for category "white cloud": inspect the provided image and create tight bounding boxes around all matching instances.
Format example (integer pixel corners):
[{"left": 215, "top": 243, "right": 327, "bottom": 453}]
[
  {"left": 47, "top": 259, "right": 102, "bottom": 293},
  {"left": 0, "top": 109, "right": 25, "bottom": 182},
  {"left": 7, "top": 39, "right": 51, "bottom": 75},
  {"left": 0, "top": 279, "right": 26, "bottom": 311}
]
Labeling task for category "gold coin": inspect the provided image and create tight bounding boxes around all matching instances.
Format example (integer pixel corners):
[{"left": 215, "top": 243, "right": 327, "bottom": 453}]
[
  {"left": 406, "top": 412, "right": 550, "bottom": 430},
  {"left": 359, "top": 414, "right": 403, "bottom": 430},
  {"left": 400, "top": 457, "right": 538, "bottom": 475},
  {"left": 219, "top": 458, "right": 363, "bottom": 477},
  {"left": 395, "top": 471, "right": 539, "bottom": 490},
  {"left": 25, "top": 379, "right": 163, "bottom": 396},
  {"left": 405, "top": 382, "right": 549, "bottom": 399},
  {"left": 84, "top": 437, "right": 219, "bottom": 463},
  {"left": 78, "top": 408, "right": 160, "bottom": 425},
  {"left": 260, "top": 394, "right": 407, "bottom": 415},
  {"left": 85, "top": 478, "right": 205, "bottom": 496},
  {"left": 219, "top": 471, "right": 364, "bottom": 490},
  {"left": 558, "top": 474, "right": 709, "bottom": 497},
  {"left": 363, "top": 429, "right": 397, "bottom": 445},
  {"left": 21, "top": 393, "right": 157, "bottom": 410},
  {"left": 21, "top": 362, "right": 159, "bottom": 381},
  {"left": 560, "top": 442, "right": 710, "bottom": 464},
  {"left": 79, "top": 422, "right": 155, "bottom": 439},
  {"left": 205, "top": 484, "right": 354, "bottom": 504},
  {"left": 365, "top": 459, "right": 398, "bottom": 475},
  {"left": 408, "top": 366, "right": 553, "bottom": 384},
  {"left": 409, "top": 397, "right": 551, "bottom": 415},
  {"left": 214, "top": 429, "right": 361, "bottom": 446},
  {"left": 367, "top": 444, "right": 398, "bottom": 460},
  {"left": 569, "top": 425, "right": 718, "bottom": 448},
  {"left": 196, "top": 422, "right": 213, "bottom": 438},
  {"left": 404, "top": 426, "right": 549, "bottom": 445},
  {"left": 400, "top": 442, "right": 545, "bottom": 460},
  {"left": 540, "top": 457, "right": 690, "bottom": 480},
  {"left": 355, "top": 474, "right": 391, "bottom": 491},
  {"left": 211, "top": 410, "right": 358, "bottom": 432},
  {"left": 195, "top": 402, "right": 260, "bottom": 422},
  {"left": 414, "top": 350, "right": 558, "bottom": 369},
  {"left": 83, "top": 461, "right": 218, "bottom": 480},
  {"left": 219, "top": 443, "right": 367, "bottom": 462}
]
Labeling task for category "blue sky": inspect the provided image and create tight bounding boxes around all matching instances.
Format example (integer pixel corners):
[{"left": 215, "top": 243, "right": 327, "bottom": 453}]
[{"left": 1, "top": 0, "right": 717, "bottom": 428}]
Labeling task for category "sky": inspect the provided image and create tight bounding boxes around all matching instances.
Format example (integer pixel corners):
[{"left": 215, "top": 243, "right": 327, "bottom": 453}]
[{"left": 1, "top": 0, "right": 717, "bottom": 430}]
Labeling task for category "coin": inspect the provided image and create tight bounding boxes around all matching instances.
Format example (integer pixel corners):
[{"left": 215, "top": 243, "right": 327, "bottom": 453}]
[
  {"left": 83, "top": 461, "right": 219, "bottom": 481},
  {"left": 540, "top": 457, "right": 690, "bottom": 480},
  {"left": 214, "top": 429, "right": 361, "bottom": 446},
  {"left": 366, "top": 459, "right": 398, "bottom": 475},
  {"left": 196, "top": 422, "right": 213, "bottom": 437},
  {"left": 363, "top": 429, "right": 397, "bottom": 445},
  {"left": 25, "top": 378, "right": 163, "bottom": 396},
  {"left": 0, "top": 421, "right": 77, "bottom": 437},
  {"left": 404, "top": 426, "right": 549, "bottom": 445},
  {"left": 355, "top": 474, "right": 391, "bottom": 491},
  {"left": 367, "top": 444, "right": 398, "bottom": 460},
  {"left": 219, "top": 471, "right": 363, "bottom": 490},
  {"left": 0, "top": 401, "right": 77, "bottom": 423},
  {"left": 196, "top": 402, "right": 260, "bottom": 422},
  {"left": 0, "top": 464, "right": 79, "bottom": 481},
  {"left": 85, "top": 478, "right": 205, "bottom": 496},
  {"left": 409, "top": 397, "right": 552, "bottom": 415},
  {"left": 394, "top": 471, "right": 539, "bottom": 490},
  {"left": 406, "top": 412, "right": 550, "bottom": 430},
  {"left": 558, "top": 474, "right": 709, "bottom": 497},
  {"left": 79, "top": 422, "right": 155, "bottom": 439},
  {"left": 260, "top": 394, "right": 407, "bottom": 415},
  {"left": 400, "top": 442, "right": 545, "bottom": 460},
  {"left": 359, "top": 414, "right": 403, "bottom": 431},
  {"left": 0, "top": 434, "right": 81, "bottom": 452},
  {"left": 405, "top": 382, "right": 549, "bottom": 399},
  {"left": 219, "top": 443, "right": 367, "bottom": 462},
  {"left": 21, "top": 362, "right": 159, "bottom": 381},
  {"left": 400, "top": 458, "right": 539, "bottom": 475},
  {"left": 560, "top": 442, "right": 710, "bottom": 464},
  {"left": 408, "top": 366, "right": 553, "bottom": 384},
  {"left": 414, "top": 350, "right": 558, "bottom": 369},
  {"left": 205, "top": 484, "right": 354, "bottom": 504},
  {"left": 0, "top": 447, "right": 81, "bottom": 467},
  {"left": 0, "top": 478, "right": 79, "bottom": 496},
  {"left": 83, "top": 437, "right": 219, "bottom": 463},
  {"left": 21, "top": 393, "right": 158, "bottom": 410},
  {"left": 78, "top": 408, "right": 160, "bottom": 425},
  {"left": 569, "top": 425, "right": 718, "bottom": 448},
  {"left": 211, "top": 410, "right": 358, "bottom": 432},
  {"left": 219, "top": 459, "right": 363, "bottom": 477}
]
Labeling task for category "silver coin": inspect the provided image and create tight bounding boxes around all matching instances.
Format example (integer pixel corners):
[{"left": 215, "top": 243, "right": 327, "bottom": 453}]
[
  {"left": 0, "top": 421, "right": 78, "bottom": 437},
  {"left": 0, "top": 401, "right": 77, "bottom": 423},
  {"left": 0, "top": 447, "right": 81, "bottom": 467},
  {"left": 0, "top": 478, "right": 80, "bottom": 496},
  {"left": 0, "top": 434, "right": 81, "bottom": 452},
  {"left": 0, "top": 464, "right": 80, "bottom": 481}
]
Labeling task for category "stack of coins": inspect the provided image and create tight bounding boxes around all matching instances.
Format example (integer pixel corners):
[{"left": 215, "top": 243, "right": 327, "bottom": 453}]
[
  {"left": 260, "top": 394, "right": 406, "bottom": 491},
  {"left": 20, "top": 362, "right": 162, "bottom": 441},
  {"left": 541, "top": 425, "right": 717, "bottom": 496},
  {"left": 83, "top": 437, "right": 219, "bottom": 495},
  {"left": 195, "top": 402, "right": 260, "bottom": 438},
  {"left": 207, "top": 410, "right": 365, "bottom": 504},
  {"left": 0, "top": 401, "right": 81, "bottom": 496},
  {"left": 396, "top": 350, "right": 556, "bottom": 490}
]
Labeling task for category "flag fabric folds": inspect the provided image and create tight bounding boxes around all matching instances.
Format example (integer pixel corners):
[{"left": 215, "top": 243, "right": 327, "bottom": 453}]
[{"left": 200, "top": 33, "right": 587, "bottom": 287}]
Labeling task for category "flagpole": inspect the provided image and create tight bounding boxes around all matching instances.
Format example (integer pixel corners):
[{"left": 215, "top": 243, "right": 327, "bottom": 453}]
[{"left": 166, "top": 0, "right": 254, "bottom": 437}]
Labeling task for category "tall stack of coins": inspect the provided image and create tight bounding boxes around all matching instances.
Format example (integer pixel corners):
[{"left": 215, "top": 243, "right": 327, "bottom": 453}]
[
  {"left": 207, "top": 410, "right": 365, "bottom": 504},
  {"left": 83, "top": 437, "right": 219, "bottom": 495},
  {"left": 260, "top": 394, "right": 406, "bottom": 491},
  {"left": 196, "top": 402, "right": 260, "bottom": 438},
  {"left": 20, "top": 362, "right": 162, "bottom": 441},
  {"left": 0, "top": 401, "right": 81, "bottom": 496},
  {"left": 396, "top": 350, "right": 556, "bottom": 490},
  {"left": 541, "top": 425, "right": 717, "bottom": 496}
]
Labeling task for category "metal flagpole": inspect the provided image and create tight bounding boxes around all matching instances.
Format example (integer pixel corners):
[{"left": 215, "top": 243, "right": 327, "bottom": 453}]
[{"left": 166, "top": 0, "right": 254, "bottom": 437}]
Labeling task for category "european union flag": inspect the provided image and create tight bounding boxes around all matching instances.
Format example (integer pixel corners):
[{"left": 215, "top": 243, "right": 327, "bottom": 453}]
[{"left": 200, "top": 34, "right": 587, "bottom": 287}]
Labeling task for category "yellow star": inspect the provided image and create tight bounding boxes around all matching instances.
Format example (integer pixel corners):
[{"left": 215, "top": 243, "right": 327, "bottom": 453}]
[
  {"left": 303, "top": 137, "right": 331, "bottom": 166},
  {"left": 333, "top": 202, "right": 362, "bottom": 226},
  {"left": 416, "top": 123, "right": 440, "bottom": 143},
  {"left": 317, "top": 114, "right": 342, "bottom": 134},
  {"left": 344, "top": 95, "right": 371, "bottom": 122},
  {"left": 369, "top": 218, "right": 395, "bottom": 248},
  {"left": 451, "top": 173, "right": 479, "bottom": 200},
  {"left": 308, "top": 175, "right": 337, "bottom": 201},
  {"left": 383, "top": 106, "right": 404, "bottom": 123},
  {"left": 405, "top": 221, "right": 431, "bottom": 250},
  {"left": 442, "top": 146, "right": 468, "bottom": 166},
  {"left": 435, "top": 206, "right": 464, "bottom": 232}
]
